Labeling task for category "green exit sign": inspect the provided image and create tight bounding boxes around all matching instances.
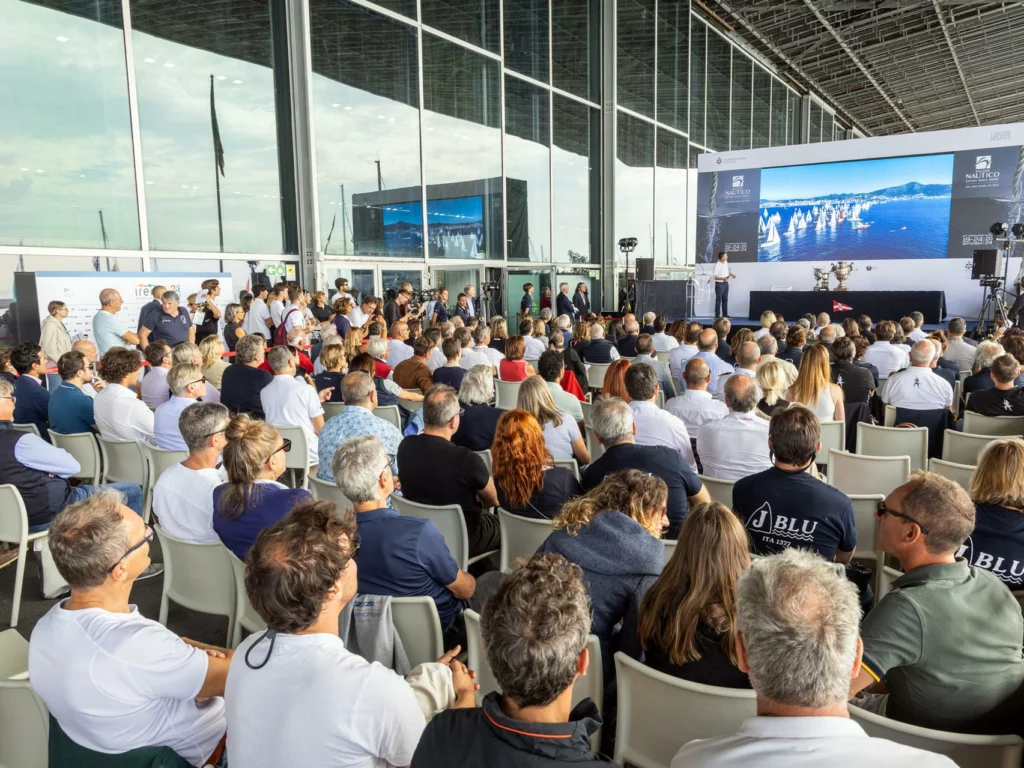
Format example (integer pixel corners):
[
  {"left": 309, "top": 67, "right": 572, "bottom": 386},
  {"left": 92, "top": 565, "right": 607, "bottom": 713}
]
[{"left": 263, "top": 263, "right": 285, "bottom": 277}]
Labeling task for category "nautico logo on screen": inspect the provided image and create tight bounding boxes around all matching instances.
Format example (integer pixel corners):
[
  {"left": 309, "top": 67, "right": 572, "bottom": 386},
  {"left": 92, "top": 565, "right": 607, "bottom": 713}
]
[
  {"left": 965, "top": 155, "right": 1000, "bottom": 189},
  {"left": 724, "top": 175, "right": 752, "bottom": 200}
]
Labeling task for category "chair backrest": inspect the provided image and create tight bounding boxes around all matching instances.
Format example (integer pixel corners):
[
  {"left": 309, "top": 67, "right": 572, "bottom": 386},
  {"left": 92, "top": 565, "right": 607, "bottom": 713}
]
[
  {"left": 11, "top": 423, "right": 40, "bottom": 438},
  {"left": 584, "top": 425, "right": 605, "bottom": 461},
  {"left": 942, "top": 430, "right": 1016, "bottom": 466},
  {"left": 154, "top": 524, "right": 236, "bottom": 618},
  {"left": 274, "top": 425, "right": 310, "bottom": 488},
  {"left": 953, "top": 379, "right": 963, "bottom": 417},
  {"left": 96, "top": 436, "right": 148, "bottom": 488},
  {"left": 587, "top": 363, "right": 611, "bottom": 391},
  {"left": 963, "top": 412, "right": 1024, "bottom": 437},
  {"left": 307, "top": 474, "right": 355, "bottom": 514},
  {"left": 144, "top": 444, "right": 188, "bottom": 487},
  {"left": 497, "top": 509, "right": 554, "bottom": 573},
  {"left": 390, "top": 494, "right": 469, "bottom": 569},
  {"left": 856, "top": 422, "right": 928, "bottom": 471},
  {"left": 391, "top": 596, "right": 444, "bottom": 669},
  {"left": 655, "top": 350, "right": 671, "bottom": 363},
  {"left": 884, "top": 404, "right": 897, "bottom": 427},
  {"left": 464, "top": 609, "right": 499, "bottom": 704},
  {"left": 827, "top": 449, "right": 910, "bottom": 497},
  {"left": 580, "top": 399, "right": 592, "bottom": 427},
  {"left": 0, "top": 627, "right": 30, "bottom": 680},
  {"left": 663, "top": 538, "right": 678, "bottom": 564},
  {"left": 0, "top": 484, "right": 31, "bottom": 546},
  {"left": 552, "top": 456, "right": 580, "bottom": 480},
  {"left": 849, "top": 705, "right": 1023, "bottom": 768},
  {"left": 375, "top": 404, "right": 402, "bottom": 430},
  {"left": 322, "top": 401, "right": 345, "bottom": 420},
  {"left": 0, "top": 679, "right": 48, "bottom": 768},
  {"left": 614, "top": 652, "right": 756, "bottom": 768},
  {"left": 655, "top": 390, "right": 666, "bottom": 409},
  {"left": 815, "top": 420, "right": 846, "bottom": 465},
  {"left": 474, "top": 449, "right": 493, "bottom": 474},
  {"left": 698, "top": 474, "right": 735, "bottom": 509},
  {"left": 495, "top": 380, "right": 523, "bottom": 410},
  {"left": 928, "top": 458, "right": 976, "bottom": 491},
  {"left": 225, "top": 546, "right": 266, "bottom": 646},
  {"left": 48, "top": 431, "right": 101, "bottom": 485}
]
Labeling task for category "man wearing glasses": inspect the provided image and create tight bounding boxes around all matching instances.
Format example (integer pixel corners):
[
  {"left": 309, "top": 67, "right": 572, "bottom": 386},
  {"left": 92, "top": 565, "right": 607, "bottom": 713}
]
[
  {"left": 29, "top": 489, "right": 229, "bottom": 766},
  {"left": 154, "top": 363, "right": 210, "bottom": 452},
  {"left": 849, "top": 471, "right": 1024, "bottom": 735}
]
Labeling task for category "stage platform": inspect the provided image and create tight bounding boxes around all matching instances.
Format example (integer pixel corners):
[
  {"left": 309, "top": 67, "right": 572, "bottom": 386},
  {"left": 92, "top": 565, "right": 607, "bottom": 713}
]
[{"left": 688, "top": 315, "right": 977, "bottom": 332}]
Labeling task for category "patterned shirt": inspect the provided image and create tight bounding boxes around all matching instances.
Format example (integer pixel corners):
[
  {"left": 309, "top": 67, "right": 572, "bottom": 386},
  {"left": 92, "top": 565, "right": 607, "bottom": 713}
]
[{"left": 316, "top": 405, "right": 403, "bottom": 482}]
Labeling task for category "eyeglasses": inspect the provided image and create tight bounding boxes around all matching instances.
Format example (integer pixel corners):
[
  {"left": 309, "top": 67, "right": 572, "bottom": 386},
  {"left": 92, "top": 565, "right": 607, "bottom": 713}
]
[
  {"left": 107, "top": 524, "right": 154, "bottom": 573},
  {"left": 204, "top": 427, "right": 227, "bottom": 440},
  {"left": 345, "top": 533, "right": 361, "bottom": 560},
  {"left": 271, "top": 438, "right": 292, "bottom": 457},
  {"left": 187, "top": 377, "right": 207, "bottom": 387},
  {"left": 0, "top": 396, "right": 14, "bottom": 404},
  {"left": 876, "top": 501, "right": 930, "bottom": 535}
]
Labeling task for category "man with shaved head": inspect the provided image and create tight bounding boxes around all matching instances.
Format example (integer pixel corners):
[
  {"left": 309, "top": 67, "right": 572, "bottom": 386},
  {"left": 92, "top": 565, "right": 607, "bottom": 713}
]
[
  {"left": 879, "top": 340, "right": 953, "bottom": 410},
  {"left": 696, "top": 374, "right": 771, "bottom": 481},
  {"left": 667, "top": 357, "right": 728, "bottom": 469},
  {"left": 92, "top": 289, "right": 140, "bottom": 357},
  {"left": 693, "top": 328, "right": 734, "bottom": 392}
]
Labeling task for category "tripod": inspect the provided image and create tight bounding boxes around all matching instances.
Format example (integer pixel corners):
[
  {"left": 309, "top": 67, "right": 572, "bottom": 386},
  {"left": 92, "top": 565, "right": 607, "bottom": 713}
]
[{"left": 976, "top": 278, "right": 1010, "bottom": 335}]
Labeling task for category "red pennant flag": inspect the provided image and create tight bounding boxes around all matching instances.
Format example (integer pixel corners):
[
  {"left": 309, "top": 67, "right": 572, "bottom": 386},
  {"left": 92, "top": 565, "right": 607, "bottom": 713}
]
[{"left": 833, "top": 300, "right": 853, "bottom": 313}]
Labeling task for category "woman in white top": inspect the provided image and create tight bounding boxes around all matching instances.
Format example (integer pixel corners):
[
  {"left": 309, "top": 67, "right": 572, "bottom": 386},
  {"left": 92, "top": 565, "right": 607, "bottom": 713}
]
[
  {"left": 516, "top": 376, "right": 590, "bottom": 465},
  {"left": 754, "top": 310, "right": 776, "bottom": 341},
  {"left": 786, "top": 343, "right": 845, "bottom": 423}
]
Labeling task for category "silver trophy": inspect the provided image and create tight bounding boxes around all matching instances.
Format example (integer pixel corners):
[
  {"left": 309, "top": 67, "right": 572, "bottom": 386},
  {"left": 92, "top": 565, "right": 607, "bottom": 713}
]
[
  {"left": 812, "top": 267, "right": 830, "bottom": 292},
  {"left": 830, "top": 261, "right": 856, "bottom": 291}
]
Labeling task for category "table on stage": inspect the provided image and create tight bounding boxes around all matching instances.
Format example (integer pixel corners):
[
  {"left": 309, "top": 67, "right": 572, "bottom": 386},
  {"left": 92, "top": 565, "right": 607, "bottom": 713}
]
[{"left": 748, "top": 291, "right": 946, "bottom": 324}]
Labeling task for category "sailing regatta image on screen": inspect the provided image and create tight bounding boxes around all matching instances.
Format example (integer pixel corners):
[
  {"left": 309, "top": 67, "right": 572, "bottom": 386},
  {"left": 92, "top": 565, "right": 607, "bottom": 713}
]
[
  {"left": 427, "top": 196, "right": 485, "bottom": 259},
  {"left": 757, "top": 153, "right": 954, "bottom": 262}
]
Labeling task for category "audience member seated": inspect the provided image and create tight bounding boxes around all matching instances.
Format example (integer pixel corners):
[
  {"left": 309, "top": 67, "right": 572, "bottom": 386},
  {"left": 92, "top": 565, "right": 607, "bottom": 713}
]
[
  {"left": 570, "top": 320, "right": 591, "bottom": 357},
  {"left": 672, "top": 548, "right": 955, "bottom": 768},
  {"left": 367, "top": 337, "right": 394, "bottom": 379},
  {"left": 213, "top": 415, "right": 311, "bottom": 560},
  {"left": 227, "top": 500, "right": 444, "bottom": 767},
  {"left": 753, "top": 310, "right": 775, "bottom": 341},
  {"left": 398, "top": 385, "right": 501, "bottom": 559},
  {"left": 168, "top": 342, "right": 222, "bottom": 405},
  {"left": 518, "top": 319, "right": 547, "bottom": 361},
  {"left": 548, "top": 331, "right": 590, "bottom": 392},
  {"left": 963, "top": 340, "right": 1003, "bottom": 398},
  {"left": 452, "top": 365, "right": 502, "bottom": 451},
  {"left": 260, "top": 346, "right": 329, "bottom": 470},
  {"left": 433, "top": 337, "right": 468, "bottom": 391},
  {"left": 387, "top": 320, "right": 414, "bottom": 368},
  {"left": 626, "top": 363, "right": 696, "bottom": 471},
  {"left": 48, "top": 351, "right": 96, "bottom": 435},
  {"left": 756, "top": 334, "right": 778, "bottom": 362},
  {"left": 695, "top": 329, "right": 734, "bottom": 391},
  {"left": 734, "top": 406, "right": 856, "bottom": 561},
  {"left": 518, "top": 376, "right": 589, "bottom": 464},
  {"left": 470, "top": 326, "right": 503, "bottom": 369},
  {"left": 153, "top": 402, "right": 229, "bottom": 544},
  {"left": 153, "top": 363, "right": 209, "bottom": 451},
  {"left": 638, "top": 502, "right": 750, "bottom": 688},
  {"left": 140, "top": 341, "right": 173, "bottom": 408},
  {"left": 714, "top": 341, "right": 760, "bottom": 401},
  {"left": 317, "top": 371, "right": 402, "bottom": 482},
  {"left": 493, "top": 409, "right": 582, "bottom": 519},
  {"left": 850, "top": 472, "right": 1024, "bottom": 733},
  {"left": 652, "top": 315, "right": 679, "bottom": 351},
  {"left": 669, "top": 322, "right": 702, "bottom": 382},
  {"left": 499, "top": 336, "right": 536, "bottom": 382},
  {"left": 580, "top": 323, "right": 620, "bottom": 363},
  {"left": 961, "top": 439, "right": 1024, "bottom": 585},
  {"left": 787, "top": 344, "right": 846, "bottom": 422},
  {"left": 537, "top": 349, "right": 584, "bottom": 423},
  {"left": 861, "top": 320, "right": 907, "bottom": 380},
  {"left": 94, "top": 347, "right": 156, "bottom": 444},
  {"left": 618, "top": 319, "right": 640, "bottom": 357},
  {"left": 781, "top": 324, "right": 806, "bottom": 369},
  {"left": 314, "top": 344, "right": 346, "bottom": 403},
  {"left": 393, "top": 336, "right": 435, "bottom": 394},
  {"left": 582, "top": 398, "right": 707, "bottom": 539},
  {"left": 426, "top": 326, "right": 449, "bottom": 371},
  {"left": 199, "top": 335, "right": 229, "bottom": 390},
  {"left": 596, "top": 359, "right": 629, "bottom": 402},
  {"left": 540, "top": 470, "right": 667, "bottom": 685},
  {"left": 667, "top": 358, "right": 728, "bottom": 438},
  {"left": 831, "top": 336, "right": 875, "bottom": 405},
  {"left": 852, "top": 335, "right": 881, "bottom": 387},
  {"left": 697, "top": 375, "right": 772, "bottom": 481},
  {"left": 220, "top": 334, "right": 273, "bottom": 419},
  {"left": 925, "top": 337, "right": 958, "bottom": 391},
  {"left": 755, "top": 358, "right": 791, "bottom": 419},
  {"left": 965, "top": 354, "right": 1024, "bottom": 416},
  {"left": 878, "top": 340, "right": 953, "bottom": 412},
  {"left": 489, "top": 316, "right": 509, "bottom": 354},
  {"left": 943, "top": 316, "right": 977, "bottom": 371},
  {"left": 633, "top": 334, "right": 677, "bottom": 398},
  {"left": 11, "top": 342, "right": 50, "bottom": 439}
]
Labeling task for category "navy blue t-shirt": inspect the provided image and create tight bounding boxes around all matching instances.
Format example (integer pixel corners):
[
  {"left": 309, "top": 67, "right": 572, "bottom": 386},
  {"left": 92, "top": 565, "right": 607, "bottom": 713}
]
[
  {"left": 959, "top": 503, "right": 1024, "bottom": 586},
  {"left": 355, "top": 508, "right": 462, "bottom": 628},
  {"left": 581, "top": 442, "right": 702, "bottom": 539},
  {"left": 451, "top": 404, "right": 502, "bottom": 451},
  {"left": 213, "top": 482, "right": 312, "bottom": 560},
  {"left": 144, "top": 309, "right": 193, "bottom": 346},
  {"left": 314, "top": 371, "right": 344, "bottom": 402},
  {"left": 733, "top": 467, "right": 856, "bottom": 561},
  {"left": 432, "top": 365, "right": 467, "bottom": 391}
]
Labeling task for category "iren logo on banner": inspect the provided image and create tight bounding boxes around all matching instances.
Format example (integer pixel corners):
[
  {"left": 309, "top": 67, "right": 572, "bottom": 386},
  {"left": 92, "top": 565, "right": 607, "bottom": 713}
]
[{"left": 833, "top": 300, "right": 853, "bottom": 313}]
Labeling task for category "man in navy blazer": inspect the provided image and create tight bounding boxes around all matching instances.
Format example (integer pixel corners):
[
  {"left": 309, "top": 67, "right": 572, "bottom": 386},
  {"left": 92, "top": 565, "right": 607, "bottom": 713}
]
[
  {"left": 556, "top": 282, "right": 576, "bottom": 320},
  {"left": 11, "top": 342, "right": 51, "bottom": 442}
]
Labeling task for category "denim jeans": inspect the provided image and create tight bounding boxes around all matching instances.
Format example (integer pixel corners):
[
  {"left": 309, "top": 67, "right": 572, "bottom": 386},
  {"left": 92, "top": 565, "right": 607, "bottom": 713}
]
[{"left": 28, "top": 482, "right": 144, "bottom": 533}]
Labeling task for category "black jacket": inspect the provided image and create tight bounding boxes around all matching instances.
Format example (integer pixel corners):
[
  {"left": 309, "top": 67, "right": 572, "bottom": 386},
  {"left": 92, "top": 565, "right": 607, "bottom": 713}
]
[
  {"left": 573, "top": 290, "right": 591, "bottom": 315},
  {"left": 412, "top": 693, "right": 617, "bottom": 767},
  {"left": 557, "top": 292, "right": 576, "bottom": 319}
]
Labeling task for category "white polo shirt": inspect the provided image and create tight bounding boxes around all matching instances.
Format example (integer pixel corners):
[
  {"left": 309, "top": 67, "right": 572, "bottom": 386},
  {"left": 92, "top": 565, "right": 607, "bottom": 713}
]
[
  {"left": 260, "top": 375, "right": 324, "bottom": 465},
  {"left": 669, "top": 344, "right": 699, "bottom": 382},
  {"left": 283, "top": 307, "right": 305, "bottom": 335},
  {"left": 94, "top": 383, "right": 156, "bottom": 445},
  {"left": 861, "top": 341, "right": 908, "bottom": 380},
  {"left": 630, "top": 400, "right": 697, "bottom": 472},
  {"left": 460, "top": 347, "right": 493, "bottom": 371},
  {"left": 714, "top": 260, "right": 730, "bottom": 279},
  {"left": 697, "top": 410, "right": 772, "bottom": 481},
  {"left": 349, "top": 306, "right": 369, "bottom": 328},
  {"left": 426, "top": 346, "right": 446, "bottom": 371},
  {"left": 475, "top": 344, "right": 504, "bottom": 368},
  {"left": 523, "top": 335, "right": 548, "bottom": 360},
  {"left": 226, "top": 631, "right": 424, "bottom": 768},
  {"left": 666, "top": 389, "right": 729, "bottom": 438},
  {"left": 153, "top": 462, "right": 227, "bottom": 545},
  {"left": 246, "top": 297, "right": 272, "bottom": 339},
  {"left": 671, "top": 716, "right": 956, "bottom": 768},
  {"left": 29, "top": 602, "right": 225, "bottom": 767},
  {"left": 713, "top": 366, "right": 757, "bottom": 401},
  {"left": 652, "top": 332, "right": 679, "bottom": 351},
  {"left": 387, "top": 339, "right": 414, "bottom": 368},
  {"left": 880, "top": 366, "right": 953, "bottom": 410}
]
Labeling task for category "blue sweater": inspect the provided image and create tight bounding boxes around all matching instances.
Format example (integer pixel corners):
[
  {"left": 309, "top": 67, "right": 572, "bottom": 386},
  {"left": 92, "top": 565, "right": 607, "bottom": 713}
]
[{"left": 212, "top": 482, "right": 312, "bottom": 560}]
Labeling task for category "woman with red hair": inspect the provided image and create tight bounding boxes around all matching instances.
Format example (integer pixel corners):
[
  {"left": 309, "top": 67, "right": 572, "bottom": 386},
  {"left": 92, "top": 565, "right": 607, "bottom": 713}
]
[
  {"left": 492, "top": 409, "right": 582, "bottom": 519},
  {"left": 600, "top": 358, "right": 632, "bottom": 401}
]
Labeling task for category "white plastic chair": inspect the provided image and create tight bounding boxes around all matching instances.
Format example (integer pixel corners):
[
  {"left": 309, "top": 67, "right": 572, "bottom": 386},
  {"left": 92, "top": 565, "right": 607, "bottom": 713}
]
[
  {"left": 154, "top": 524, "right": 236, "bottom": 647},
  {"left": 11, "top": 423, "right": 41, "bottom": 438},
  {"left": 225, "top": 546, "right": 266, "bottom": 649},
  {"left": 815, "top": 420, "right": 846, "bottom": 465},
  {"left": 963, "top": 412, "right": 1024, "bottom": 437},
  {"left": 495, "top": 380, "right": 523, "bottom": 410},
  {"left": 398, "top": 387, "right": 424, "bottom": 412},
  {"left": 0, "top": 679, "right": 49, "bottom": 768},
  {"left": 497, "top": 509, "right": 554, "bottom": 572},
  {"left": 375, "top": 404, "right": 402, "bottom": 431},
  {"left": 143, "top": 443, "right": 187, "bottom": 523},
  {"left": 849, "top": 705, "right": 1023, "bottom": 768},
  {"left": 585, "top": 425, "right": 605, "bottom": 462},
  {"left": 390, "top": 495, "right": 496, "bottom": 570},
  {"left": 856, "top": 422, "right": 928, "bottom": 472},
  {"left": 97, "top": 436, "right": 150, "bottom": 521},
  {"left": 942, "top": 430, "right": 1016, "bottom": 466},
  {"left": 587, "top": 363, "right": 611, "bottom": 391},
  {"left": 847, "top": 493, "right": 901, "bottom": 603},
  {"left": 928, "top": 458, "right": 975, "bottom": 491},
  {"left": 474, "top": 449, "right": 493, "bottom": 474},
  {"left": 274, "top": 425, "right": 310, "bottom": 490},
  {"left": 827, "top": 449, "right": 910, "bottom": 497},
  {"left": 663, "top": 538, "right": 678, "bottom": 564},
  {"left": 0, "top": 485, "right": 50, "bottom": 628},
  {"left": 655, "top": 350, "right": 671, "bottom": 364},
  {"left": 581, "top": 399, "right": 593, "bottom": 427},
  {"left": 614, "top": 651, "right": 756, "bottom": 768},
  {"left": 391, "top": 595, "right": 443, "bottom": 668},
  {"left": 699, "top": 474, "right": 735, "bottom": 509},
  {"left": 883, "top": 404, "right": 897, "bottom": 427},
  {"left": 553, "top": 457, "right": 580, "bottom": 480},
  {"left": 322, "top": 401, "right": 345, "bottom": 420},
  {"left": 0, "top": 627, "right": 29, "bottom": 679},
  {"left": 953, "top": 379, "right": 963, "bottom": 417},
  {"left": 307, "top": 474, "right": 355, "bottom": 514},
  {"left": 48, "top": 431, "right": 101, "bottom": 485}
]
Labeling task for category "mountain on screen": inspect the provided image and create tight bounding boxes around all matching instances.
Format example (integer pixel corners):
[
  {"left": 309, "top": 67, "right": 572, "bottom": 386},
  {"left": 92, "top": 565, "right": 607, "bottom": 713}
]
[{"left": 779, "top": 181, "right": 952, "bottom": 204}]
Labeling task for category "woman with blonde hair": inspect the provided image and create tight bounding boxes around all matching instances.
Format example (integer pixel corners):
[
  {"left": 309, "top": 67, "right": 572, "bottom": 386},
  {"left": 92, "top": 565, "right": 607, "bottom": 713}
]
[
  {"left": 199, "top": 334, "right": 229, "bottom": 390},
  {"left": 600, "top": 358, "right": 631, "bottom": 401},
  {"left": 966, "top": 439, "right": 1024, "bottom": 585},
  {"left": 539, "top": 469, "right": 668, "bottom": 681},
  {"left": 516, "top": 376, "right": 589, "bottom": 465},
  {"left": 313, "top": 343, "right": 346, "bottom": 403},
  {"left": 786, "top": 343, "right": 844, "bottom": 422},
  {"left": 532, "top": 318, "right": 547, "bottom": 339},
  {"left": 213, "top": 414, "right": 312, "bottom": 559},
  {"left": 489, "top": 316, "right": 508, "bottom": 354},
  {"left": 570, "top": 320, "right": 591, "bottom": 355},
  {"left": 754, "top": 310, "right": 776, "bottom": 341},
  {"left": 172, "top": 341, "right": 221, "bottom": 403},
  {"left": 498, "top": 336, "right": 535, "bottom": 381},
  {"left": 343, "top": 327, "right": 364, "bottom": 363},
  {"left": 492, "top": 409, "right": 582, "bottom": 519},
  {"left": 637, "top": 501, "right": 751, "bottom": 687},
  {"left": 755, "top": 358, "right": 791, "bottom": 419}
]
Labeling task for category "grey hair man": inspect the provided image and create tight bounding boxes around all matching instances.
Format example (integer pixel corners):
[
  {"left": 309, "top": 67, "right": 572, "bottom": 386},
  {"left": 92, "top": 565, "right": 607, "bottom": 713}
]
[
  {"left": 879, "top": 339, "right": 953, "bottom": 410},
  {"left": 672, "top": 548, "right": 956, "bottom": 768},
  {"left": 397, "top": 384, "right": 501, "bottom": 557},
  {"left": 697, "top": 375, "right": 771, "bottom": 482},
  {"left": 153, "top": 402, "right": 229, "bottom": 544},
  {"left": 714, "top": 341, "right": 760, "bottom": 401},
  {"left": 963, "top": 340, "right": 1006, "bottom": 400},
  {"left": 220, "top": 334, "right": 273, "bottom": 420},
  {"left": 316, "top": 371, "right": 402, "bottom": 483},
  {"left": 757, "top": 334, "right": 778, "bottom": 359},
  {"left": 581, "top": 397, "right": 708, "bottom": 539},
  {"left": 261, "top": 345, "right": 330, "bottom": 469},
  {"left": 943, "top": 316, "right": 977, "bottom": 371},
  {"left": 334, "top": 434, "right": 476, "bottom": 643},
  {"left": 153, "top": 363, "right": 208, "bottom": 452},
  {"left": 413, "top": 554, "right": 609, "bottom": 766},
  {"left": 457, "top": 364, "right": 495, "bottom": 407},
  {"left": 633, "top": 334, "right": 677, "bottom": 398}
]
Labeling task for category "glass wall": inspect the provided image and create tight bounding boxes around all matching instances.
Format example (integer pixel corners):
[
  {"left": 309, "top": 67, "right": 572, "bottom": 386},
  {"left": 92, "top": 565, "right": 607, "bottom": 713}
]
[
  {"left": 655, "top": 130, "right": 687, "bottom": 267},
  {"left": 615, "top": 112, "right": 654, "bottom": 264},
  {"left": 617, "top": 0, "right": 656, "bottom": 119},
  {"left": 730, "top": 57, "right": 751, "bottom": 151},
  {"left": 552, "top": 97, "right": 598, "bottom": 265},
  {"left": 504, "top": 76, "right": 551, "bottom": 263}
]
